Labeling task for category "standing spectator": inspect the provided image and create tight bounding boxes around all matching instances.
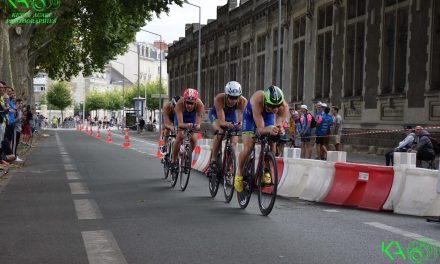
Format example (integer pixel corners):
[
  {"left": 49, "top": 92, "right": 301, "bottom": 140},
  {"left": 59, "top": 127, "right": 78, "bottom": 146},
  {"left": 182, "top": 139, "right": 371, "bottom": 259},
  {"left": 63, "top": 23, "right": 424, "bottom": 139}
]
[
  {"left": 410, "top": 126, "right": 435, "bottom": 163},
  {"left": 384, "top": 127, "right": 415, "bottom": 166},
  {"left": 299, "top": 105, "right": 313, "bottom": 159},
  {"left": 315, "top": 107, "right": 333, "bottom": 160},
  {"left": 13, "top": 99, "right": 23, "bottom": 161},
  {"left": 0, "top": 83, "right": 8, "bottom": 142},
  {"left": 331, "top": 106, "right": 343, "bottom": 151},
  {"left": 289, "top": 109, "right": 301, "bottom": 148},
  {"left": 5, "top": 87, "right": 15, "bottom": 150},
  {"left": 22, "top": 105, "right": 33, "bottom": 146},
  {"left": 139, "top": 117, "right": 145, "bottom": 133}
]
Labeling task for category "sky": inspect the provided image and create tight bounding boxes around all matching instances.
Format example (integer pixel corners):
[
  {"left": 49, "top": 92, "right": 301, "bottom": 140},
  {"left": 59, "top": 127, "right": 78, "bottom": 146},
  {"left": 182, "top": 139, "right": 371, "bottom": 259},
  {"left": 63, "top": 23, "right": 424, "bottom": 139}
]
[{"left": 136, "top": 0, "right": 228, "bottom": 45}]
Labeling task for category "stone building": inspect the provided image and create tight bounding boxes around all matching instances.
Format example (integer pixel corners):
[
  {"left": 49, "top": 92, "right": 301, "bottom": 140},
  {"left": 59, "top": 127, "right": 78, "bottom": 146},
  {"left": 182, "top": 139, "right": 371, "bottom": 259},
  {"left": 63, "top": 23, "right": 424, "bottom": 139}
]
[{"left": 167, "top": 0, "right": 440, "bottom": 144}]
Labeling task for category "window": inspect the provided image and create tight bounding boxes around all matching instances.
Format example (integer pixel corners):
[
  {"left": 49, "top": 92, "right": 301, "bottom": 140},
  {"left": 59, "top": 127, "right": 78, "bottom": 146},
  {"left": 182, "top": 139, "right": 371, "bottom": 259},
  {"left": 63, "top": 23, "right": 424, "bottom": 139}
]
[
  {"left": 272, "top": 28, "right": 284, "bottom": 88},
  {"left": 230, "top": 46, "right": 238, "bottom": 82},
  {"left": 381, "top": 0, "right": 409, "bottom": 94},
  {"left": 180, "top": 65, "right": 185, "bottom": 90},
  {"left": 344, "top": 0, "right": 366, "bottom": 97},
  {"left": 292, "top": 16, "right": 306, "bottom": 102},
  {"left": 316, "top": 4, "right": 333, "bottom": 99},
  {"left": 430, "top": 1, "right": 440, "bottom": 90},
  {"left": 193, "top": 60, "right": 198, "bottom": 88},
  {"left": 186, "top": 63, "right": 191, "bottom": 88},
  {"left": 242, "top": 41, "right": 251, "bottom": 97},
  {"left": 257, "top": 34, "right": 266, "bottom": 91},
  {"left": 218, "top": 49, "right": 227, "bottom": 91}
]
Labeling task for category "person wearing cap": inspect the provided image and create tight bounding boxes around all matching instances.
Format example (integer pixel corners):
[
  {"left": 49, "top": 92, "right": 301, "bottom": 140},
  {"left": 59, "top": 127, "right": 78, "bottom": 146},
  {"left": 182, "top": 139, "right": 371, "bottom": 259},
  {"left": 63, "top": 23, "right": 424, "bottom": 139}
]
[
  {"left": 289, "top": 108, "right": 301, "bottom": 148},
  {"left": 315, "top": 106, "right": 333, "bottom": 160},
  {"left": 299, "top": 104, "right": 313, "bottom": 159},
  {"left": 331, "top": 106, "right": 343, "bottom": 151}
]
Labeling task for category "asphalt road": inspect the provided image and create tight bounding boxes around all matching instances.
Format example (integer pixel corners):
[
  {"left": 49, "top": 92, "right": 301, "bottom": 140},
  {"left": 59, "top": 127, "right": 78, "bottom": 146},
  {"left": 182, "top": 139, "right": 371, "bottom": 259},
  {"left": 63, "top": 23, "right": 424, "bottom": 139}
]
[{"left": 0, "top": 130, "right": 439, "bottom": 264}]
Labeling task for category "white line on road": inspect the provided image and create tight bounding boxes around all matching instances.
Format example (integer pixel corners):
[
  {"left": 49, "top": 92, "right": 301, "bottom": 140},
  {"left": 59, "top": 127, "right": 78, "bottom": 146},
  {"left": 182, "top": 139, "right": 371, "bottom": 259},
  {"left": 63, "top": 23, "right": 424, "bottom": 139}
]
[
  {"left": 60, "top": 151, "right": 69, "bottom": 155},
  {"left": 82, "top": 230, "right": 128, "bottom": 264},
  {"left": 64, "top": 164, "right": 77, "bottom": 171},
  {"left": 112, "top": 133, "right": 157, "bottom": 146},
  {"left": 66, "top": 171, "right": 82, "bottom": 181},
  {"left": 69, "top": 182, "right": 90, "bottom": 195},
  {"left": 364, "top": 222, "right": 440, "bottom": 247},
  {"left": 73, "top": 199, "right": 103, "bottom": 220},
  {"left": 323, "top": 209, "right": 340, "bottom": 213}
]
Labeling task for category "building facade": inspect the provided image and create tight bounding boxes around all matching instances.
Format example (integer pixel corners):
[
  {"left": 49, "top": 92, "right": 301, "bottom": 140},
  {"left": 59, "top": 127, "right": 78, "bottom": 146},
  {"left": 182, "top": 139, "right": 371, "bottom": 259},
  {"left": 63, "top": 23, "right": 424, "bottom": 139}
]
[{"left": 167, "top": 0, "right": 440, "bottom": 132}]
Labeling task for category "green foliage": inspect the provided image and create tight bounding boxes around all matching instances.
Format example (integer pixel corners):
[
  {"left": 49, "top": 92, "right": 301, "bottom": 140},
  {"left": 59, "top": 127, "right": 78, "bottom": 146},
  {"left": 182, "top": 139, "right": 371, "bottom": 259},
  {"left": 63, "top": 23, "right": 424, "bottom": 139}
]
[
  {"left": 46, "top": 81, "right": 73, "bottom": 111},
  {"left": 85, "top": 91, "right": 107, "bottom": 111},
  {"left": 30, "top": 0, "right": 184, "bottom": 80},
  {"left": 105, "top": 89, "right": 123, "bottom": 111},
  {"left": 124, "top": 81, "right": 167, "bottom": 110},
  {"left": 40, "top": 92, "right": 47, "bottom": 105}
]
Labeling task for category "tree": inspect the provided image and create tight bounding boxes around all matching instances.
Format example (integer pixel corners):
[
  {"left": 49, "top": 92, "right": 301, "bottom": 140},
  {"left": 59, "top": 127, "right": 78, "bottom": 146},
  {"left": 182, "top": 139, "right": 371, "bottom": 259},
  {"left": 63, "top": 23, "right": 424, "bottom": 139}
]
[
  {"left": 105, "top": 89, "right": 123, "bottom": 112},
  {"left": 0, "top": 0, "right": 184, "bottom": 103},
  {"left": 85, "top": 91, "right": 107, "bottom": 112},
  {"left": 46, "top": 81, "right": 73, "bottom": 120},
  {"left": 146, "top": 81, "right": 167, "bottom": 111}
]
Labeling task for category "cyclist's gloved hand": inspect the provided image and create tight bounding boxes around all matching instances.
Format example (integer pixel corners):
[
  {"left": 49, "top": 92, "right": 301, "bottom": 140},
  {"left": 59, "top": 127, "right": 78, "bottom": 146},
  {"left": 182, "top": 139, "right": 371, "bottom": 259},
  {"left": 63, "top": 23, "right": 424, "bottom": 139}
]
[
  {"left": 236, "top": 122, "right": 242, "bottom": 131},
  {"left": 271, "top": 126, "right": 280, "bottom": 136},
  {"left": 194, "top": 123, "right": 201, "bottom": 130}
]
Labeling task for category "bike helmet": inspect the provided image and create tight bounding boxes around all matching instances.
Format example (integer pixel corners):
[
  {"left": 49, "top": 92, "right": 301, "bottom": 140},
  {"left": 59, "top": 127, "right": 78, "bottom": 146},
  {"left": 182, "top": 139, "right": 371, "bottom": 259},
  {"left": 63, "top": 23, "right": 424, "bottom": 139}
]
[
  {"left": 171, "top": 96, "right": 181, "bottom": 106},
  {"left": 183, "top": 88, "right": 198, "bottom": 101},
  {"left": 225, "top": 81, "right": 242, "bottom": 97},
  {"left": 263, "top": 85, "right": 284, "bottom": 107}
]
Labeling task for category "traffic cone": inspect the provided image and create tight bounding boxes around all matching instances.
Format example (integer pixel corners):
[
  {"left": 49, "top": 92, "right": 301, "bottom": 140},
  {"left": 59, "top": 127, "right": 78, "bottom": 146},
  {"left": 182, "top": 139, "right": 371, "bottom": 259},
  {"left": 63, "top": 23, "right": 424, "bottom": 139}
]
[
  {"left": 122, "top": 128, "right": 131, "bottom": 148},
  {"left": 198, "top": 132, "right": 202, "bottom": 139},
  {"left": 95, "top": 127, "right": 101, "bottom": 139},
  {"left": 156, "top": 138, "right": 164, "bottom": 158},
  {"left": 89, "top": 126, "right": 93, "bottom": 136},
  {"left": 106, "top": 128, "right": 113, "bottom": 143}
]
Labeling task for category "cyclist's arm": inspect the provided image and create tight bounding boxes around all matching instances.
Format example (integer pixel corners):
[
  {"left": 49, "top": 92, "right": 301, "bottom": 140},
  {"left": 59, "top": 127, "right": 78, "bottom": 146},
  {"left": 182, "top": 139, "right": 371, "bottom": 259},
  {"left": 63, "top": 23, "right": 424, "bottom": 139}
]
[
  {"left": 195, "top": 99, "right": 205, "bottom": 128},
  {"left": 236, "top": 96, "right": 248, "bottom": 127},
  {"left": 251, "top": 94, "right": 272, "bottom": 135},
  {"left": 214, "top": 94, "right": 228, "bottom": 127},
  {"left": 175, "top": 101, "right": 188, "bottom": 130}
]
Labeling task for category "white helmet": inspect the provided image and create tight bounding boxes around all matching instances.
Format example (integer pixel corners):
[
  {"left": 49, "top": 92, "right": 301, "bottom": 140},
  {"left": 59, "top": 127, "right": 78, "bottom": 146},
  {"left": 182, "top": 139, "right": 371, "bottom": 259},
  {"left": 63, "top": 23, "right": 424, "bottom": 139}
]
[{"left": 225, "top": 81, "right": 242, "bottom": 97}]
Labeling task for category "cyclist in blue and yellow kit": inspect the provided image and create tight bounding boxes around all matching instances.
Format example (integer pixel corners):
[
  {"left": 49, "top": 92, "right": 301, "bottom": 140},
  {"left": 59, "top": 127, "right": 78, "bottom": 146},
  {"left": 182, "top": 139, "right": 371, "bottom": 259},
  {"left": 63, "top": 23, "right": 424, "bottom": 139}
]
[
  {"left": 235, "top": 86, "right": 288, "bottom": 193},
  {"left": 208, "top": 81, "right": 247, "bottom": 171}
]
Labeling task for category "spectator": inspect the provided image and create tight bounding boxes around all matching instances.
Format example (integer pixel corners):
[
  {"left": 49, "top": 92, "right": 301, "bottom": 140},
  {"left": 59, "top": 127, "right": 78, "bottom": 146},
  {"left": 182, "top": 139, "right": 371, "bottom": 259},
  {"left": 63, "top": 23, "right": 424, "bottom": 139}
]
[
  {"left": 1, "top": 138, "right": 16, "bottom": 163},
  {"left": 139, "top": 117, "right": 145, "bottom": 133},
  {"left": 299, "top": 104, "right": 313, "bottom": 159},
  {"left": 289, "top": 109, "right": 301, "bottom": 148},
  {"left": 315, "top": 107, "right": 333, "bottom": 160},
  {"left": 331, "top": 106, "right": 343, "bottom": 151},
  {"left": 13, "top": 99, "right": 23, "bottom": 161},
  {"left": 52, "top": 116, "right": 58, "bottom": 128},
  {"left": 385, "top": 127, "right": 415, "bottom": 166},
  {"left": 5, "top": 86, "right": 15, "bottom": 150},
  {"left": 0, "top": 83, "right": 8, "bottom": 142},
  {"left": 410, "top": 126, "right": 435, "bottom": 163},
  {"left": 22, "top": 105, "right": 33, "bottom": 147}
]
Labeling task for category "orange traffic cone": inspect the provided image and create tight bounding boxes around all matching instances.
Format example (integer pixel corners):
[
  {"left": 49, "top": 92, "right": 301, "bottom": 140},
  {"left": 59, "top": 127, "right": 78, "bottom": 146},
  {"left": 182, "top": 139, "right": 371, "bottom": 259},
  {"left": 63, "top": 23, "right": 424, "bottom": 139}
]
[
  {"left": 198, "top": 132, "right": 202, "bottom": 139},
  {"left": 106, "top": 128, "right": 113, "bottom": 143},
  {"left": 84, "top": 124, "right": 88, "bottom": 133},
  {"left": 122, "top": 128, "right": 131, "bottom": 148},
  {"left": 89, "top": 126, "right": 93, "bottom": 136},
  {"left": 95, "top": 127, "right": 101, "bottom": 139},
  {"left": 156, "top": 138, "right": 164, "bottom": 158}
]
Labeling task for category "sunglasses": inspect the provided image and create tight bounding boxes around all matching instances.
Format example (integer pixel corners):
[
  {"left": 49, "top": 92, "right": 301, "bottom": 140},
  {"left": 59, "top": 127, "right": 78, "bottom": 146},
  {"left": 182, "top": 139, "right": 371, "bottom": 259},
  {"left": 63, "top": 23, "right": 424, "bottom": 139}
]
[
  {"left": 228, "top": 95, "right": 239, "bottom": 100},
  {"left": 185, "top": 101, "right": 195, "bottom": 106}
]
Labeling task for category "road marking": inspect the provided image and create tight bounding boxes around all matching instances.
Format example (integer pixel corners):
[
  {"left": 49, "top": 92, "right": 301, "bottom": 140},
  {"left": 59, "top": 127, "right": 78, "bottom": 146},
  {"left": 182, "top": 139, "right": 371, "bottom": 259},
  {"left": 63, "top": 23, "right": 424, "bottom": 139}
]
[
  {"left": 69, "top": 182, "right": 90, "bottom": 195},
  {"left": 323, "top": 209, "right": 340, "bottom": 213},
  {"left": 73, "top": 199, "right": 103, "bottom": 220},
  {"left": 364, "top": 222, "right": 440, "bottom": 247},
  {"left": 60, "top": 151, "right": 69, "bottom": 155},
  {"left": 66, "top": 171, "right": 82, "bottom": 181},
  {"left": 82, "top": 230, "right": 128, "bottom": 264},
  {"left": 64, "top": 164, "right": 77, "bottom": 171},
  {"left": 63, "top": 157, "right": 73, "bottom": 163},
  {"left": 112, "top": 133, "right": 157, "bottom": 146}
]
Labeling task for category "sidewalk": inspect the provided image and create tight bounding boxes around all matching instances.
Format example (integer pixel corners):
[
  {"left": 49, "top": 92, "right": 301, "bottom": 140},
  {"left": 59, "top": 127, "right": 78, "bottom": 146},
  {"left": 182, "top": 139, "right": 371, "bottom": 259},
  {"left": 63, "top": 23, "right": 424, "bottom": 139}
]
[{"left": 119, "top": 130, "right": 386, "bottom": 166}]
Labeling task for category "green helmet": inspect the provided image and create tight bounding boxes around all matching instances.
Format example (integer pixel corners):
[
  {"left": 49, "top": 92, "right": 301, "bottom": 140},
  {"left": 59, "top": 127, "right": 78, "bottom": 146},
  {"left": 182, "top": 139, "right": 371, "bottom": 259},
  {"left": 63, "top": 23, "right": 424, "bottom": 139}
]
[{"left": 264, "top": 85, "right": 284, "bottom": 107}]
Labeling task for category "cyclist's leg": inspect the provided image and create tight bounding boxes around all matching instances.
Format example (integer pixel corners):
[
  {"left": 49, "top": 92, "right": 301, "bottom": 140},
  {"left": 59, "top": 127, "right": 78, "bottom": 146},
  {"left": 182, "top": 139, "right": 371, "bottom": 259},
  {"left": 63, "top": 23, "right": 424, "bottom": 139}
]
[
  {"left": 209, "top": 109, "right": 224, "bottom": 164},
  {"left": 171, "top": 116, "right": 183, "bottom": 165}
]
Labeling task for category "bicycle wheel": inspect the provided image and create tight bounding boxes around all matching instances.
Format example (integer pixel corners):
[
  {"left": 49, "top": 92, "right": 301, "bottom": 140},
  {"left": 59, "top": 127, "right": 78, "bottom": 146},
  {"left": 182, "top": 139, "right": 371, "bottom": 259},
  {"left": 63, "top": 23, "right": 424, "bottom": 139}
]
[
  {"left": 208, "top": 152, "right": 221, "bottom": 197},
  {"left": 237, "top": 157, "right": 253, "bottom": 209},
  {"left": 170, "top": 156, "right": 179, "bottom": 188},
  {"left": 163, "top": 143, "right": 171, "bottom": 180},
  {"left": 223, "top": 149, "right": 236, "bottom": 203},
  {"left": 179, "top": 149, "right": 192, "bottom": 191},
  {"left": 258, "top": 151, "right": 278, "bottom": 216}
]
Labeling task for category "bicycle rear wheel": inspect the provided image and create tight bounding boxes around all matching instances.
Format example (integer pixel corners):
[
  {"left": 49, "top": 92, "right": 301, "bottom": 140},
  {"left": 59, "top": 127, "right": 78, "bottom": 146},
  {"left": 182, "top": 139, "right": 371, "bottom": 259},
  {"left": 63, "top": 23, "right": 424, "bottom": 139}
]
[
  {"left": 179, "top": 149, "right": 192, "bottom": 191},
  {"left": 208, "top": 152, "right": 222, "bottom": 197},
  {"left": 258, "top": 151, "right": 278, "bottom": 216},
  {"left": 237, "top": 157, "right": 253, "bottom": 209},
  {"left": 223, "top": 149, "right": 236, "bottom": 203},
  {"left": 170, "top": 157, "right": 179, "bottom": 188}
]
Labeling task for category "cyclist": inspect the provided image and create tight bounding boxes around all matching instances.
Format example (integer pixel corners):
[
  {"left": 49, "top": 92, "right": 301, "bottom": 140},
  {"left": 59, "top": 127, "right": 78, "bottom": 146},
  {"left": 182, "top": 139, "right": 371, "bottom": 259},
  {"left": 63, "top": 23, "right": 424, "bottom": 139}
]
[
  {"left": 161, "top": 95, "right": 181, "bottom": 153},
  {"left": 208, "top": 81, "right": 247, "bottom": 171},
  {"left": 235, "top": 85, "right": 288, "bottom": 193},
  {"left": 170, "top": 88, "right": 205, "bottom": 171}
]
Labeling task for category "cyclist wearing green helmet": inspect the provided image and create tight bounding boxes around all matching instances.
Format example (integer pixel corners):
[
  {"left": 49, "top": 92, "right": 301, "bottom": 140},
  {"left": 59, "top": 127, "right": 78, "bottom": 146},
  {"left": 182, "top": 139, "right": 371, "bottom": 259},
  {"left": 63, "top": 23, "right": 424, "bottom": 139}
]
[{"left": 235, "top": 86, "right": 288, "bottom": 193}]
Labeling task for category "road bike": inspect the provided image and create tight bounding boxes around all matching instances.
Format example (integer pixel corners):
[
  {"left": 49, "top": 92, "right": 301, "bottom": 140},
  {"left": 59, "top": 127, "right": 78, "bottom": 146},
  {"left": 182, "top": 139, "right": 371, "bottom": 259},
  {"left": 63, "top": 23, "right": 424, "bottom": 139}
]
[
  {"left": 208, "top": 125, "right": 240, "bottom": 202},
  {"left": 237, "top": 133, "right": 279, "bottom": 216},
  {"left": 170, "top": 128, "right": 198, "bottom": 191},
  {"left": 162, "top": 131, "right": 176, "bottom": 181}
]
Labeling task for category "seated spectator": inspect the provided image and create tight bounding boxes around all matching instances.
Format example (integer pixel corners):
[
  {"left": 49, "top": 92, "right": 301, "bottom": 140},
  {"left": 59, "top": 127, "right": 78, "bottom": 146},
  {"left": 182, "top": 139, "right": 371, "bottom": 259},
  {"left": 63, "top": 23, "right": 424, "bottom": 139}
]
[
  {"left": 385, "top": 127, "right": 415, "bottom": 166},
  {"left": 410, "top": 126, "right": 435, "bottom": 162}
]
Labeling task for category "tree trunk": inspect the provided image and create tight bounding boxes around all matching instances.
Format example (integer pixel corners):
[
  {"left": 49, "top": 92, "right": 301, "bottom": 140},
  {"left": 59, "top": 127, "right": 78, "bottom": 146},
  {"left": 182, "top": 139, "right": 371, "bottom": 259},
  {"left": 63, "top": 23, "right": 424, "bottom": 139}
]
[
  {"left": 0, "top": 20, "right": 14, "bottom": 86},
  {"left": 9, "top": 26, "right": 32, "bottom": 101}
]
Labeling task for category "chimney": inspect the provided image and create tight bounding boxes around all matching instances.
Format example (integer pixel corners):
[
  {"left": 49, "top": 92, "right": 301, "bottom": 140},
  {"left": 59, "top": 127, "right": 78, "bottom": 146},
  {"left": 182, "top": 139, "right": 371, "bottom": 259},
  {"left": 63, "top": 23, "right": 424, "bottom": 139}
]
[{"left": 229, "top": 0, "right": 238, "bottom": 10}]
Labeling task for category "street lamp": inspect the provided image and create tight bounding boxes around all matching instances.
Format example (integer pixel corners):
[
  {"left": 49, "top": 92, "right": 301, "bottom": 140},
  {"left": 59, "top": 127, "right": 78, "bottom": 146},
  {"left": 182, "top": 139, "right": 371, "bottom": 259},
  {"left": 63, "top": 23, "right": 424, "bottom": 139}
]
[
  {"left": 186, "top": 2, "right": 201, "bottom": 93},
  {"left": 111, "top": 60, "right": 125, "bottom": 128},
  {"left": 138, "top": 28, "right": 164, "bottom": 132},
  {"left": 276, "top": 0, "right": 282, "bottom": 88}
]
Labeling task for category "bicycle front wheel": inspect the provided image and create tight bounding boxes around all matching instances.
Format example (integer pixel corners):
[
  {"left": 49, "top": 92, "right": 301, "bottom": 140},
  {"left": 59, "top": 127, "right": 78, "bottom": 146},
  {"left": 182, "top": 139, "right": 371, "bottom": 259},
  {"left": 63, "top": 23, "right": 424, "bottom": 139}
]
[
  {"left": 179, "top": 149, "right": 192, "bottom": 191},
  {"left": 223, "top": 149, "right": 236, "bottom": 203},
  {"left": 258, "top": 151, "right": 278, "bottom": 216},
  {"left": 170, "top": 157, "right": 179, "bottom": 188}
]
